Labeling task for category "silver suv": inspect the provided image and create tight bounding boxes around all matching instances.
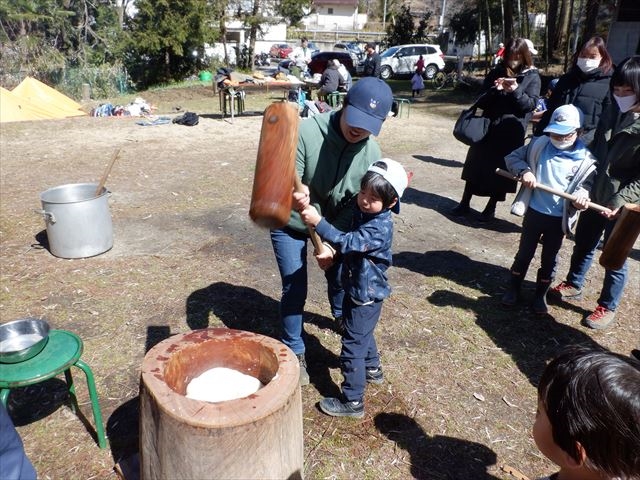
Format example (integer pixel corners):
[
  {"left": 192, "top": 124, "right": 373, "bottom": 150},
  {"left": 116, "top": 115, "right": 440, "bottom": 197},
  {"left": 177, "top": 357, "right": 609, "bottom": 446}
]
[{"left": 379, "top": 44, "right": 445, "bottom": 79}]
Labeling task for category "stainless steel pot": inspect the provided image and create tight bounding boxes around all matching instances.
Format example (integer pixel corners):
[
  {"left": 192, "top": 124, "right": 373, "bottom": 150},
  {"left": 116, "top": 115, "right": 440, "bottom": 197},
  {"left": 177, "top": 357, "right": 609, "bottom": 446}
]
[{"left": 36, "top": 183, "right": 113, "bottom": 258}]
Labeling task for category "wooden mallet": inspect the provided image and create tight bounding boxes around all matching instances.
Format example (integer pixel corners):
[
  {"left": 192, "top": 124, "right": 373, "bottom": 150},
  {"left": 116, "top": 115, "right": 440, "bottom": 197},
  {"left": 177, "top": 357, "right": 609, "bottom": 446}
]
[{"left": 249, "top": 102, "right": 325, "bottom": 254}]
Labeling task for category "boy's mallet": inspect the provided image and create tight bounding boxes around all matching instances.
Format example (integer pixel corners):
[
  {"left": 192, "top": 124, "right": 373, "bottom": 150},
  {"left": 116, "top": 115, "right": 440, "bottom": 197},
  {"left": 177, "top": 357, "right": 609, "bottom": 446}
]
[
  {"left": 495, "top": 168, "right": 609, "bottom": 213},
  {"left": 249, "top": 102, "right": 325, "bottom": 254}
]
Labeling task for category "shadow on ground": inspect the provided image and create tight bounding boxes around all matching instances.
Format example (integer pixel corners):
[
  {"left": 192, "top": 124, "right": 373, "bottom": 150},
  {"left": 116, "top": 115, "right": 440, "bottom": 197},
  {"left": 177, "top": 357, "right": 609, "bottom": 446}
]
[
  {"left": 394, "top": 249, "right": 602, "bottom": 386},
  {"left": 403, "top": 188, "right": 521, "bottom": 234},
  {"left": 375, "top": 412, "right": 499, "bottom": 479},
  {"left": 185, "top": 281, "right": 342, "bottom": 395}
]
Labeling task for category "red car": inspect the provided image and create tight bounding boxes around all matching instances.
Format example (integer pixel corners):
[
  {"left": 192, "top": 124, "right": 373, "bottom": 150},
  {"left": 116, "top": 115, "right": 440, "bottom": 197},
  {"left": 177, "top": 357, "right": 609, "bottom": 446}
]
[{"left": 269, "top": 43, "right": 293, "bottom": 59}]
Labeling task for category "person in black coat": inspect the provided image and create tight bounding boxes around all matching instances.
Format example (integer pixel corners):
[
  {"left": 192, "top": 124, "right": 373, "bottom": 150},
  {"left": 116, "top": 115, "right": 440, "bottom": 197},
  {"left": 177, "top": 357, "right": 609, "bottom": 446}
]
[
  {"left": 317, "top": 60, "right": 342, "bottom": 99},
  {"left": 363, "top": 43, "right": 381, "bottom": 78},
  {"left": 452, "top": 38, "right": 541, "bottom": 221},
  {"left": 534, "top": 36, "right": 614, "bottom": 149}
]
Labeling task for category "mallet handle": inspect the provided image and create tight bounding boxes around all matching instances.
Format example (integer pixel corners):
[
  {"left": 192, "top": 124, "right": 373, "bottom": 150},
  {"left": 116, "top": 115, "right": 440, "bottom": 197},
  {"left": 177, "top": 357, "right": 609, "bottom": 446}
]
[
  {"left": 495, "top": 168, "right": 609, "bottom": 213},
  {"left": 294, "top": 175, "right": 327, "bottom": 255}
]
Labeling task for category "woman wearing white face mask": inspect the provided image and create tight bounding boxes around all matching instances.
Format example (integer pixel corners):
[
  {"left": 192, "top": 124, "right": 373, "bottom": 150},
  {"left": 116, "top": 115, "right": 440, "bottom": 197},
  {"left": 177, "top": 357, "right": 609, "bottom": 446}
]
[
  {"left": 534, "top": 36, "right": 613, "bottom": 149},
  {"left": 551, "top": 56, "right": 640, "bottom": 330},
  {"left": 452, "top": 38, "right": 540, "bottom": 222}
]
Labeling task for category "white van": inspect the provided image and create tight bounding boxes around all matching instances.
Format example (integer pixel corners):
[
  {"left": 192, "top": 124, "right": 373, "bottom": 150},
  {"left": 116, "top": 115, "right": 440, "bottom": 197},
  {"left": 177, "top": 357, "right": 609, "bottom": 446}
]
[{"left": 379, "top": 44, "right": 445, "bottom": 79}]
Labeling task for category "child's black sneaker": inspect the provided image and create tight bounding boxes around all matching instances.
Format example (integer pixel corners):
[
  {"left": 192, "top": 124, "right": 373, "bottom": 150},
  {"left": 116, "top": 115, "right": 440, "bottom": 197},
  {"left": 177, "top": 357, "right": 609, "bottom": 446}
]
[
  {"left": 366, "top": 366, "right": 384, "bottom": 384},
  {"left": 318, "top": 397, "right": 364, "bottom": 418}
]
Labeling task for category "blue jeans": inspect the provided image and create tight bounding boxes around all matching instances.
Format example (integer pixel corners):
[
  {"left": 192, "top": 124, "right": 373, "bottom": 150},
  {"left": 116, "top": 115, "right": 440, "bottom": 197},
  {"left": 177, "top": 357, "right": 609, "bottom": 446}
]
[
  {"left": 341, "top": 298, "right": 382, "bottom": 402},
  {"left": 270, "top": 227, "right": 344, "bottom": 355},
  {"left": 566, "top": 209, "right": 628, "bottom": 311}
]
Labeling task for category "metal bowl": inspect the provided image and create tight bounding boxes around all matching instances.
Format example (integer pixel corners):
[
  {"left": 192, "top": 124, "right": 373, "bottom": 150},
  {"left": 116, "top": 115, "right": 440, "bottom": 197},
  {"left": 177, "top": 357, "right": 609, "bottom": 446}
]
[{"left": 0, "top": 318, "right": 50, "bottom": 364}]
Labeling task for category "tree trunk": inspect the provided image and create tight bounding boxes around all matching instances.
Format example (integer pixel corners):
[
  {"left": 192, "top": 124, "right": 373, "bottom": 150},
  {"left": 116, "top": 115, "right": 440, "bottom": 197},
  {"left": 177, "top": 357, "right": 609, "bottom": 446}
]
[
  {"left": 555, "top": 0, "right": 571, "bottom": 53},
  {"left": 547, "top": 0, "right": 558, "bottom": 58},
  {"left": 500, "top": 0, "right": 505, "bottom": 42},
  {"left": 582, "top": 0, "right": 599, "bottom": 45},
  {"left": 485, "top": 0, "right": 492, "bottom": 65},
  {"left": 504, "top": 0, "right": 513, "bottom": 41}
]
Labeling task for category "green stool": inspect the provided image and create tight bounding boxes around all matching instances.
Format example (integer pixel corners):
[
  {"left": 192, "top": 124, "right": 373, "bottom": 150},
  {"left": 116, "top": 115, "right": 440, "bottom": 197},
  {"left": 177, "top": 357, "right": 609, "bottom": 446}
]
[
  {"left": 327, "top": 92, "right": 347, "bottom": 109},
  {"left": 0, "top": 329, "right": 107, "bottom": 449},
  {"left": 393, "top": 97, "right": 411, "bottom": 118}
]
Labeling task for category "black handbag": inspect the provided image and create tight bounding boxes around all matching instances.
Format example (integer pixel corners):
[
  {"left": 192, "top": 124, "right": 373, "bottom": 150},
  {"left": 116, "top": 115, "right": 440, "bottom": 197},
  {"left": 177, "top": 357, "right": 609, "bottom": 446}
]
[{"left": 453, "top": 97, "right": 490, "bottom": 146}]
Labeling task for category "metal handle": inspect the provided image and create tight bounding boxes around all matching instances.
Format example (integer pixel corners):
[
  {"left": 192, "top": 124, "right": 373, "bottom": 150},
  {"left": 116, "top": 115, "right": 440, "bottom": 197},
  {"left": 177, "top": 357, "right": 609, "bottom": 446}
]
[{"left": 33, "top": 209, "right": 56, "bottom": 224}]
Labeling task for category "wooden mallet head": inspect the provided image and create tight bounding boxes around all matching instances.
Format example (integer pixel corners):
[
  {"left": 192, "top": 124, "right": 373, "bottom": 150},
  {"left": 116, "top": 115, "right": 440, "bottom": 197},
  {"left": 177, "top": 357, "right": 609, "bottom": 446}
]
[{"left": 249, "top": 102, "right": 300, "bottom": 229}]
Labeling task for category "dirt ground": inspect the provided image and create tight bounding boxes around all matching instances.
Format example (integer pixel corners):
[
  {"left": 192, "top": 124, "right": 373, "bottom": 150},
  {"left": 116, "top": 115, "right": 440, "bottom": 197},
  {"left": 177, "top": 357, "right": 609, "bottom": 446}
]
[{"left": 0, "top": 82, "right": 638, "bottom": 480}]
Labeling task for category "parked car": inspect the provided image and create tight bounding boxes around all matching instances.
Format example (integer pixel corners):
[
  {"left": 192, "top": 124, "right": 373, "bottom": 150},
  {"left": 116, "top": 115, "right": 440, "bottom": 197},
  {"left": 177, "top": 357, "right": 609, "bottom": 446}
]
[
  {"left": 269, "top": 43, "right": 293, "bottom": 59},
  {"left": 307, "top": 41, "right": 321, "bottom": 55},
  {"left": 333, "top": 42, "right": 364, "bottom": 61},
  {"left": 308, "top": 51, "right": 356, "bottom": 77},
  {"left": 379, "top": 44, "right": 445, "bottom": 79}
]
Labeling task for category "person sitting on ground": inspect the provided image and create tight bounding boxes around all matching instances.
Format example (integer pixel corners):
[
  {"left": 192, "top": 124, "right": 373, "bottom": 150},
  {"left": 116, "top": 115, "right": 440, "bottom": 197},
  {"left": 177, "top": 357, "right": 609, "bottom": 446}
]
[
  {"left": 532, "top": 345, "right": 640, "bottom": 480},
  {"left": 300, "top": 159, "right": 409, "bottom": 418},
  {"left": 317, "top": 59, "right": 342, "bottom": 100},
  {"left": 501, "top": 104, "right": 595, "bottom": 315}
]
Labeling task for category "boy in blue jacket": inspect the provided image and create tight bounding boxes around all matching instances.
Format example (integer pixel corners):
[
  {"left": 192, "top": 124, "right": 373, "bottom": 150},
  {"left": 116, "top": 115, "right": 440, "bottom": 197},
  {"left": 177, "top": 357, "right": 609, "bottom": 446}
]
[
  {"left": 301, "top": 159, "right": 409, "bottom": 418},
  {"left": 502, "top": 104, "right": 596, "bottom": 315}
]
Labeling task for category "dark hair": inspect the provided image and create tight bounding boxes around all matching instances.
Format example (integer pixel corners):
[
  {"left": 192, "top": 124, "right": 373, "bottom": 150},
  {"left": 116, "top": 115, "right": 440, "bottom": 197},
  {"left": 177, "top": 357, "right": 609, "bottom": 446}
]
[
  {"left": 361, "top": 161, "right": 397, "bottom": 209},
  {"left": 572, "top": 36, "right": 613, "bottom": 73},
  {"left": 301, "top": 37, "right": 308, "bottom": 43},
  {"left": 538, "top": 345, "right": 640, "bottom": 477},
  {"left": 365, "top": 42, "right": 375, "bottom": 50},
  {"left": 503, "top": 38, "right": 533, "bottom": 74},
  {"left": 611, "top": 55, "right": 640, "bottom": 97}
]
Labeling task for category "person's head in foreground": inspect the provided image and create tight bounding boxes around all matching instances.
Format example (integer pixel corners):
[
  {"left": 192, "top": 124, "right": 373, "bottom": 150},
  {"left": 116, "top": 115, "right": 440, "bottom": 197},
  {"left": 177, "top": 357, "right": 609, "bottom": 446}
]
[
  {"left": 611, "top": 55, "right": 640, "bottom": 114},
  {"left": 533, "top": 345, "right": 640, "bottom": 480},
  {"left": 360, "top": 159, "right": 408, "bottom": 215},
  {"left": 340, "top": 77, "right": 393, "bottom": 142},
  {"left": 543, "top": 104, "right": 583, "bottom": 150}
]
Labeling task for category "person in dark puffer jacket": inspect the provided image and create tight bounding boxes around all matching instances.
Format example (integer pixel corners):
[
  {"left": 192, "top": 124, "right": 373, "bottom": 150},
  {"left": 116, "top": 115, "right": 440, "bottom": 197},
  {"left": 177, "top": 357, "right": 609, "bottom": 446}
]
[{"left": 534, "top": 36, "right": 614, "bottom": 149}]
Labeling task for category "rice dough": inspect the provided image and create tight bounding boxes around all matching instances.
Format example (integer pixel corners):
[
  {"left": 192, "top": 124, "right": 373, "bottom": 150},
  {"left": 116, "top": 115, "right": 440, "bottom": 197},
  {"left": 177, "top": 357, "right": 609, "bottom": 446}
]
[{"left": 186, "top": 367, "right": 263, "bottom": 402}]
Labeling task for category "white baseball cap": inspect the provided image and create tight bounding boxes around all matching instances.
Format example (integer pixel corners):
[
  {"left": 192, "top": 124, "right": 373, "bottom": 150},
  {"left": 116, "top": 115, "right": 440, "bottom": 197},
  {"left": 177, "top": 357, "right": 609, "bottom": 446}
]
[
  {"left": 524, "top": 39, "right": 538, "bottom": 55},
  {"left": 367, "top": 158, "right": 408, "bottom": 213},
  {"left": 544, "top": 104, "right": 583, "bottom": 135}
]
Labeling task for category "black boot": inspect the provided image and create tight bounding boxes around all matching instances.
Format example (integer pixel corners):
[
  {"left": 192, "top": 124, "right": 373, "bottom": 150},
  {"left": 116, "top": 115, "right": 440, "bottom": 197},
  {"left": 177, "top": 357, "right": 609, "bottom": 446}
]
[
  {"left": 501, "top": 272, "right": 523, "bottom": 307},
  {"left": 532, "top": 274, "right": 552, "bottom": 315},
  {"left": 452, "top": 184, "right": 472, "bottom": 217},
  {"left": 479, "top": 198, "right": 498, "bottom": 223}
]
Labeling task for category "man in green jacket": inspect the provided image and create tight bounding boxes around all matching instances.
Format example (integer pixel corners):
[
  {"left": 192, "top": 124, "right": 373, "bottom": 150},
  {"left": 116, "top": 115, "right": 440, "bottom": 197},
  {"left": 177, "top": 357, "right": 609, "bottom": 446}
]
[{"left": 270, "top": 77, "right": 393, "bottom": 385}]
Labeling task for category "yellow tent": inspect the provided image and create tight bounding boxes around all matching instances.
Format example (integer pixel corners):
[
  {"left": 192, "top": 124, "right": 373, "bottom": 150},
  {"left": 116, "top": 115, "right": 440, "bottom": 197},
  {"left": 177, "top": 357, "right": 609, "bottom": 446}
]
[
  {"left": 0, "top": 87, "right": 60, "bottom": 123},
  {"left": 12, "top": 77, "right": 86, "bottom": 118},
  {"left": 0, "top": 77, "right": 87, "bottom": 123}
]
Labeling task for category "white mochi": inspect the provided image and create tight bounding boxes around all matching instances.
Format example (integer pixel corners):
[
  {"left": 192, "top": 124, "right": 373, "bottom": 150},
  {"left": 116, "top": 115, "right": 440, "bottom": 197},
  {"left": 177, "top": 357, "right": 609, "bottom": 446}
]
[{"left": 186, "top": 367, "right": 263, "bottom": 403}]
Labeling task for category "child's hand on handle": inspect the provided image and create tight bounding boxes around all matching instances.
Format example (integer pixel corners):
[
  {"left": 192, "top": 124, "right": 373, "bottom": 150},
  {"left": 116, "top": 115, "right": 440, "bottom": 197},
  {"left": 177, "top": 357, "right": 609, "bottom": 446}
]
[
  {"left": 521, "top": 171, "right": 536, "bottom": 189},
  {"left": 315, "top": 244, "right": 335, "bottom": 271},
  {"left": 571, "top": 193, "right": 590, "bottom": 211},
  {"left": 601, "top": 206, "right": 619, "bottom": 219},
  {"left": 300, "top": 205, "right": 321, "bottom": 226}
]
